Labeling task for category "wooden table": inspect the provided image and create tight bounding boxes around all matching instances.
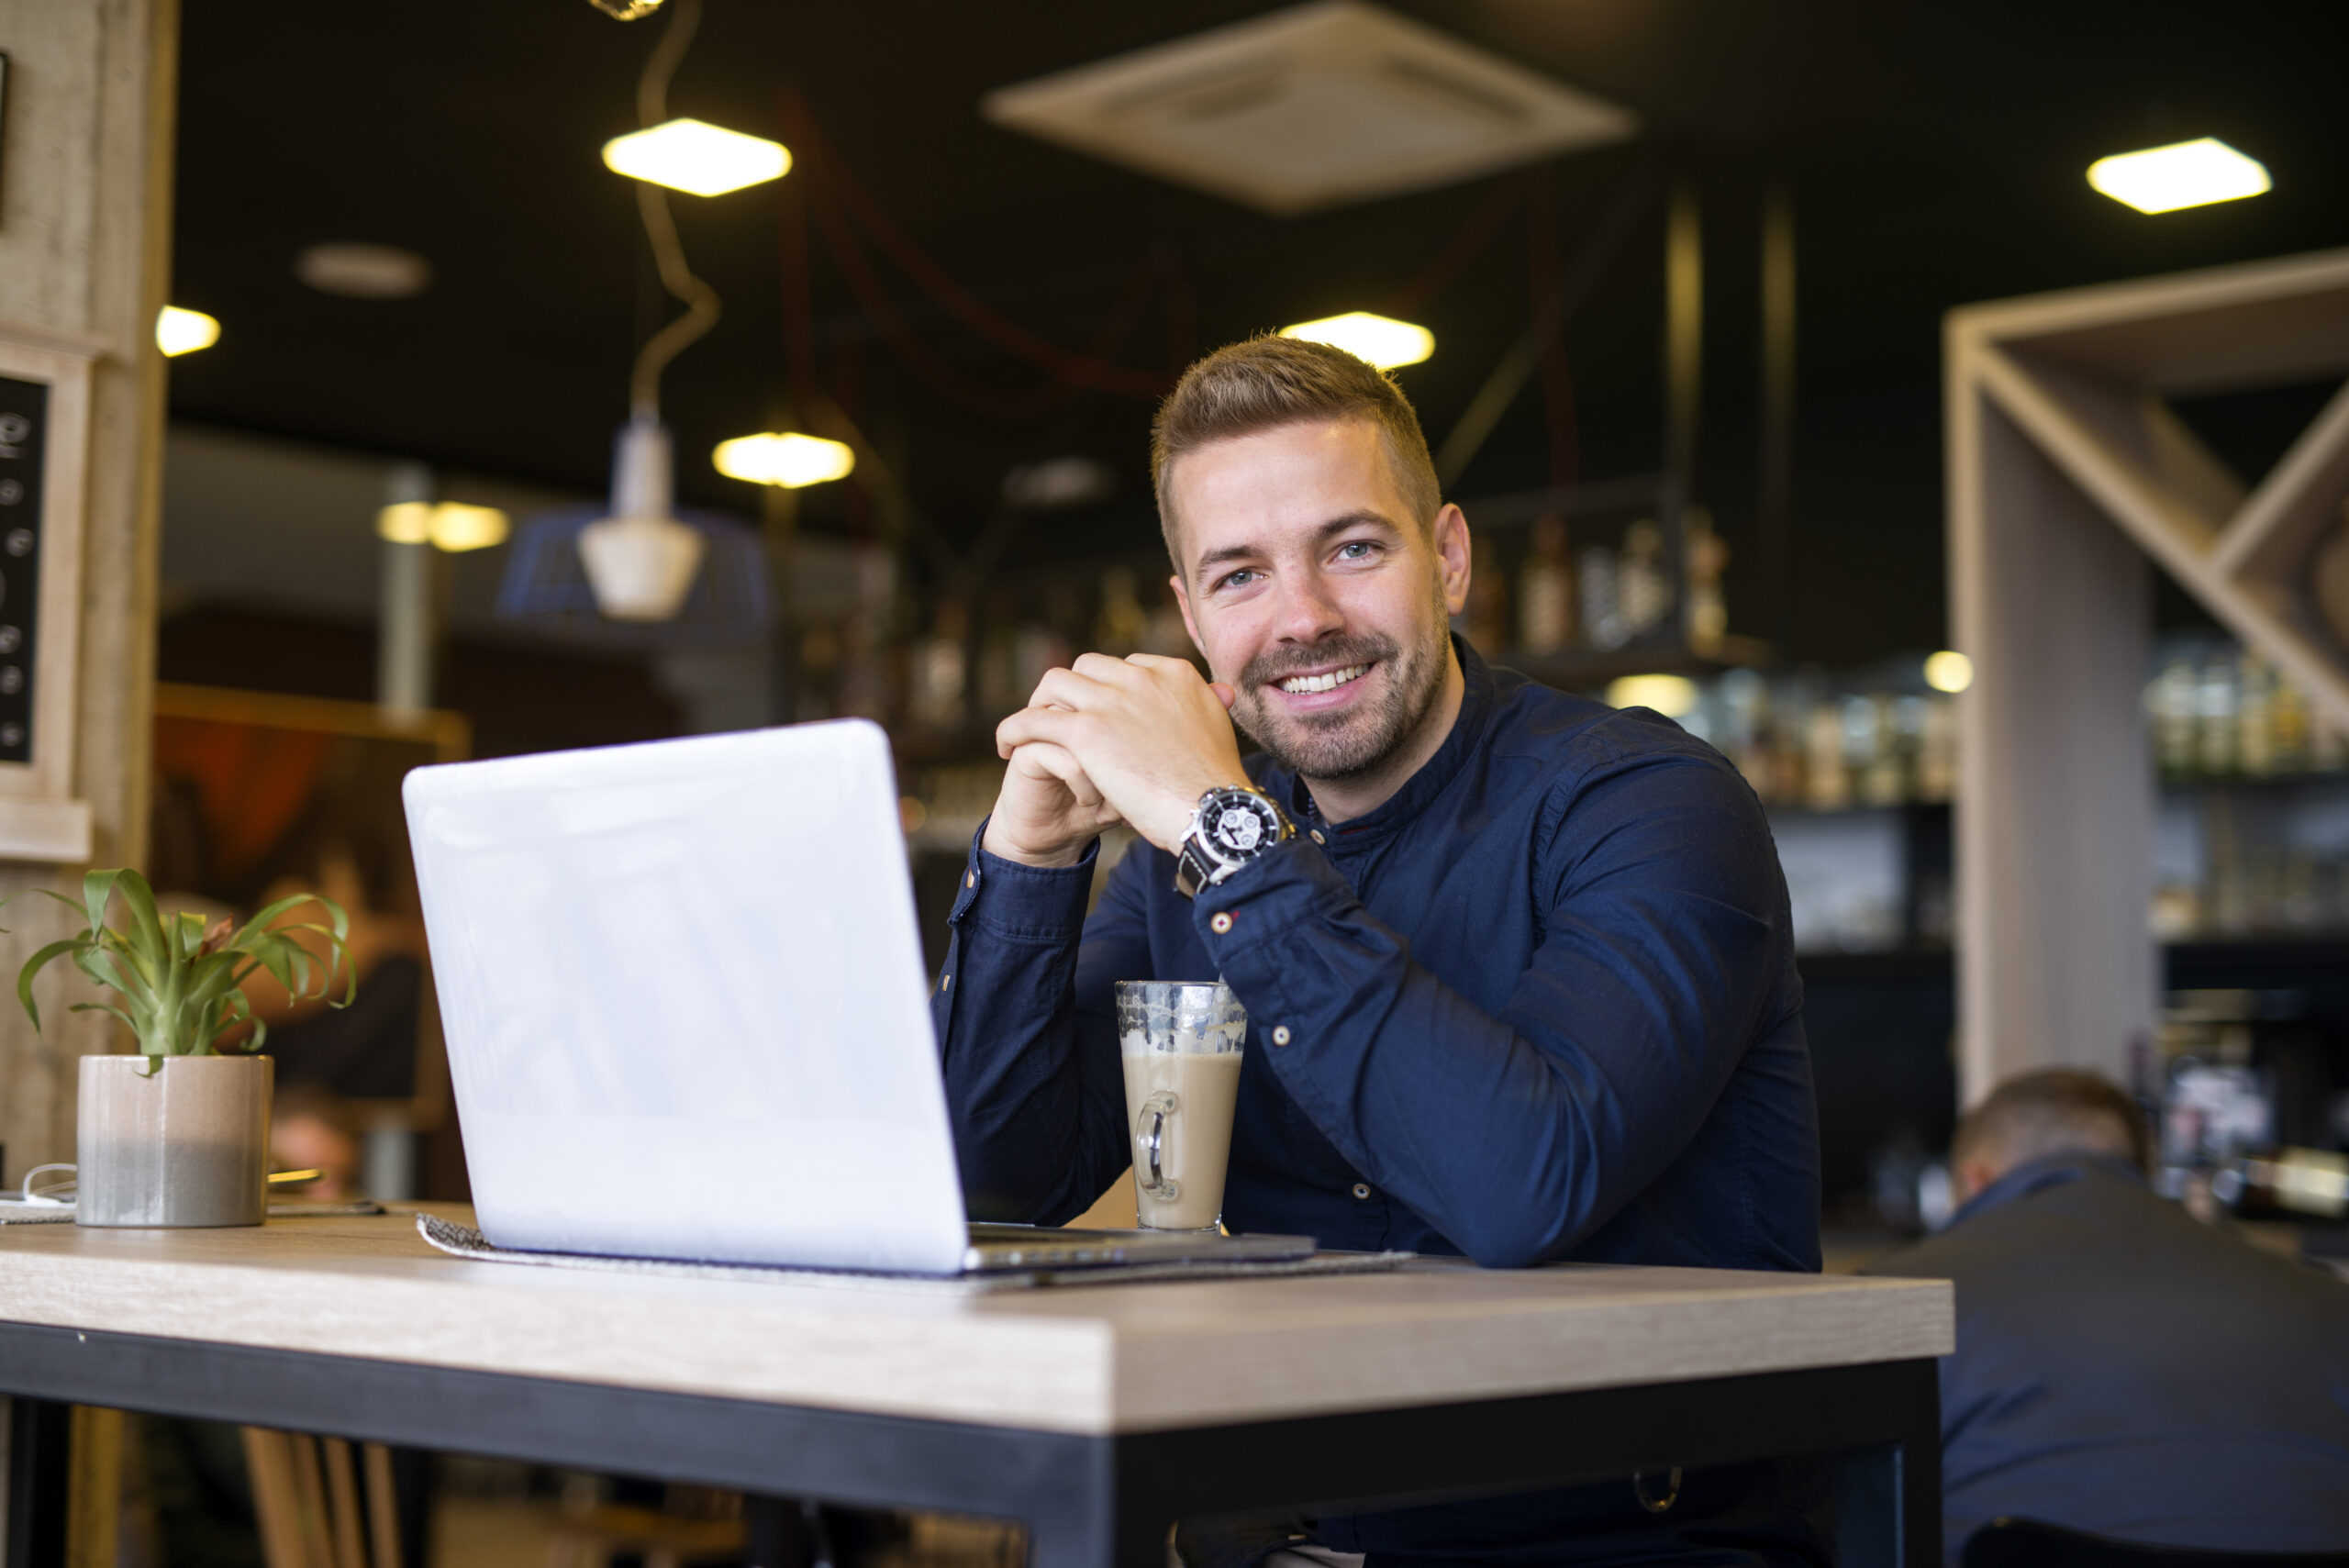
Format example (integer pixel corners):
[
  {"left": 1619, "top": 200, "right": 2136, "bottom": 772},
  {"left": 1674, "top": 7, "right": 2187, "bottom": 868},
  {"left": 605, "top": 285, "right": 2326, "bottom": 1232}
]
[{"left": 0, "top": 1210, "right": 1952, "bottom": 1568}]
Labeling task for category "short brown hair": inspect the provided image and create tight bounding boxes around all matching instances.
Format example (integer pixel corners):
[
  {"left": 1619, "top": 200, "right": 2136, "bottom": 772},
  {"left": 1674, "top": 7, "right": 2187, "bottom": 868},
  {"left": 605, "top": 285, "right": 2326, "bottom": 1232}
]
[
  {"left": 1150, "top": 334, "right": 1442, "bottom": 555},
  {"left": 1951, "top": 1068, "right": 2151, "bottom": 1177}
]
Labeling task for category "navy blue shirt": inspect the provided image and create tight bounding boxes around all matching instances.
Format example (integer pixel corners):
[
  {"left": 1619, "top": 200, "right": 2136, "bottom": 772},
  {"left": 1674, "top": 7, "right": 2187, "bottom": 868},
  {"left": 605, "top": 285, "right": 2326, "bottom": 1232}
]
[
  {"left": 1868, "top": 1154, "right": 2349, "bottom": 1562},
  {"left": 933, "top": 639, "right": 1820, "bottom": 1274},
  {"left": 930, "top": 641, "right": 1824, "bottom": 1565}
]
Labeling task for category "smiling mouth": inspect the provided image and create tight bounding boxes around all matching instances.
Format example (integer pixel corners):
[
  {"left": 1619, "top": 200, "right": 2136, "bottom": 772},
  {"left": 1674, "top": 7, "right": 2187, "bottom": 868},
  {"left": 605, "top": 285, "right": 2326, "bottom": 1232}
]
[{"left": 1276, "top": 663, "right": 1371, "bottom": 695}]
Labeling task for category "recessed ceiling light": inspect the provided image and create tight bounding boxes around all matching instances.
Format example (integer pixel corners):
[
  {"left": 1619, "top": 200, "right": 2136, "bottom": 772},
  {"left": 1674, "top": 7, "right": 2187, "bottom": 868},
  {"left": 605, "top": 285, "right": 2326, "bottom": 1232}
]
[
  {"left": 156, "top": 306, "right": 220, "bottom": 357},
  {"left": 713, "top": 432, "right": 854, "bottom": 487},
  {"left": 1923, "top": 651, "right": 1973, "bottom": 694},
  {"left": 2087, "top": 138, "right": 2270, "bottom": 215},
  {"left": 603, "top": 118, "right": 791, "bottom": 197},
  {"left": 377, "top": 501, "right": 511, "bottom": 552},
  {"left": 1605, "top": 673, "right": 1699, "bottom": 718},
  {"left": 296, "top": 242, "right": 433, "bottom": 300},
  {"left": 1280, "top": 311, "right": 1434, "bottom": 369}
]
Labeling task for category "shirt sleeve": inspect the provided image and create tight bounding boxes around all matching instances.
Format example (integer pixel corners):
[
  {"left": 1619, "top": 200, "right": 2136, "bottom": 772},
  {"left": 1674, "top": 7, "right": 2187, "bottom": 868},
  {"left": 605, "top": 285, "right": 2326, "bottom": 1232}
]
[
  {"left": 932, "top": 826, "right": 1149, "bottom": 1223},
  {"left": 1194, "top": 749, "right": 1793, "bottom": 1268}
]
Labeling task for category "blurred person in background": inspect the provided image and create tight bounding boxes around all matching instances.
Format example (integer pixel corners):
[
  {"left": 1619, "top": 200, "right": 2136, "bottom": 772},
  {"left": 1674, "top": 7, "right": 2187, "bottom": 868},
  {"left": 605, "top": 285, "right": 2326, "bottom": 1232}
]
[
  {"left": 269, "top": 1081, "right": 364, "bottom": 1202},
  {"left": 1866, "top": 1068, "right": 2349, "bottom": 1561}
]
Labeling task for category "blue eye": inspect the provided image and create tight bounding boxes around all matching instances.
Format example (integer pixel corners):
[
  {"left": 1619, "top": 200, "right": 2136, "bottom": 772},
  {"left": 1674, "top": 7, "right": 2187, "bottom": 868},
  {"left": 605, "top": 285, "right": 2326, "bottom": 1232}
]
[
  {"left": 1337, "top": 541, "right": 1375, "bottom": 560},
  {"left": 1216, "top": 569, "right": 1261, "bottom": 591}
]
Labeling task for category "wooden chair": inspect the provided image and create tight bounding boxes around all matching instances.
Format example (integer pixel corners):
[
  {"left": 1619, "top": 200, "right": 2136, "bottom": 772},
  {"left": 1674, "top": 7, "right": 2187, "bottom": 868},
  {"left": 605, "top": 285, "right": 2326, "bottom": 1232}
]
[{"left": 240, "top": 1429, "right": 404, "bottom": 1568}]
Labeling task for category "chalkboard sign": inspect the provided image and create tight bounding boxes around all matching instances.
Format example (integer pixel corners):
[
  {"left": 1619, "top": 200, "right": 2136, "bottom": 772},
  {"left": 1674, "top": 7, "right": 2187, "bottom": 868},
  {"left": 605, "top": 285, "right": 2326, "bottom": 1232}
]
[{"left": 0, "top": 374, "right": 43, "bottom": 765}]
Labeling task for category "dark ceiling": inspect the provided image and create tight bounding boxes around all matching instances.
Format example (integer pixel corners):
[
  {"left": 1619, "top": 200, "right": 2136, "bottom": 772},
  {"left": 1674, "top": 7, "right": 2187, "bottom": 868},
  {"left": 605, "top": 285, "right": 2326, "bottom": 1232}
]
[{"left": 167, "top": 0, "right": 2349, "bottom": 664}]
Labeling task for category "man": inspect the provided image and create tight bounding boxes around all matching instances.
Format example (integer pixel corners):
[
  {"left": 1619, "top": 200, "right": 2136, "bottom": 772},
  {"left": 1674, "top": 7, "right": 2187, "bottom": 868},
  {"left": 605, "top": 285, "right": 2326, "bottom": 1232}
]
[
  {"left": 932, "top": 335, "right": 1820, "bottom": 1561},
  {"left": 1867, "top": 1069, "right": 2349, "bottom": 1561}
]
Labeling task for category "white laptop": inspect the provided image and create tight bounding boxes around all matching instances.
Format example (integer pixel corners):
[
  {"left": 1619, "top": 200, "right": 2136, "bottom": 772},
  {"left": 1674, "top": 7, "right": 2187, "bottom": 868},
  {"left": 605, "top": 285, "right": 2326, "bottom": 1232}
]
[{"left": 402, "top": 719, "right": 1311, "bottom": 1277}]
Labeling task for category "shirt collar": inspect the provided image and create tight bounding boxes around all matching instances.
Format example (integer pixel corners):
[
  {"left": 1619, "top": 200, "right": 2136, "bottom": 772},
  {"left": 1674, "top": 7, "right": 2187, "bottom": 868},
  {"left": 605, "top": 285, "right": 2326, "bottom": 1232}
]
[
  {"left": 1264, "top": 634, "right": 1495, "bottom": 844},
  {"left": 1945, "top": 1149, "right": 2146, "bottom": 1229}
]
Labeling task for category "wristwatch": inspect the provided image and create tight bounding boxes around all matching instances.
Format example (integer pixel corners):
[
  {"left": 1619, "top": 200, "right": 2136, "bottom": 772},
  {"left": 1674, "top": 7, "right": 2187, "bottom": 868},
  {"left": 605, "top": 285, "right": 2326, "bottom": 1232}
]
[{"left": 1174, "top": 784, "right": 1296, "bottom": 899}]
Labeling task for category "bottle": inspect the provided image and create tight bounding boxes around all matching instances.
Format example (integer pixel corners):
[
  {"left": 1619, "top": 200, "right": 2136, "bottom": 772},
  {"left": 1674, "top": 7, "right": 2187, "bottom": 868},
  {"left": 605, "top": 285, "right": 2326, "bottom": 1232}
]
[
  {"left": 2238, "top": 648, "right": 2276, "bottom": 778},
  {"left": 1915, "top": 693, "right": 1958, "bottom": 803},
  {"left": 2153, "top": 656, "right": 2199, "bottom": 777},
  {"left": 2271, "top": 668, "right": 2311, "bottom": 774},
  {"left": 1684, "top": 507, "right": 1730, "bottom": 656},
  {"left": 1860, "top": 695, "right": 1905, "bottom": 806},
  {"left": 2198, "top": 649, "right": 2239, "bottom": 776},
  {"left": 1577, "top": 545, "right": 1622, "bottom": 651},
  {"left": 2315, "top": 714, "right": 2349, "bottom": 774},
  {"left": 1516, "top": 518, "right": 1571, "bottom": 653},
  {"left": 1617, "top": 519, "right": 1669, "bottom": 643},
  {"left": 1718, "top": 669, "right": 1771, "bottom": 799},
  {"left": 910, "top": 599, "right": 971, "bottom": 731},
  {"left": 1805, "top": 702, "right": 1851, "bottom": 811}
]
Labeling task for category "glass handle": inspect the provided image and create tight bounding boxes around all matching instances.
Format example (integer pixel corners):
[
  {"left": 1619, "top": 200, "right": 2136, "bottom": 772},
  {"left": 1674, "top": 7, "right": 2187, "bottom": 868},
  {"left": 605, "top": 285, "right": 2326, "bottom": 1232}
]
[{"left": 1134, "top": 1089, "right": 1181, "bottom": 1202}]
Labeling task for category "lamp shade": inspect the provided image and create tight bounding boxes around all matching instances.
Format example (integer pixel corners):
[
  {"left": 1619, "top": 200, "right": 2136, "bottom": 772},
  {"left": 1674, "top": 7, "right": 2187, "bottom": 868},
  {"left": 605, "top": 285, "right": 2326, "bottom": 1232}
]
[
  {"left": 495, "top": 417, "right": 771, "bottom": 648},
  {"left": 495, "top": 508, "right": 769, "bottom": 650},
  {"left": 572, "top": 417, "right": 706, "bottom": 621},
  {"left": 578, "top": 515, "right": 707, "bottom": 621}
]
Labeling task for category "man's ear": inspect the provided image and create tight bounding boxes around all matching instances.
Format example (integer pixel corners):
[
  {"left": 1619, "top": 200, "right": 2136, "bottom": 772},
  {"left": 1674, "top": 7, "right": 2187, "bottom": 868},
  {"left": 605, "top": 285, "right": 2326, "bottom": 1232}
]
[
  {"left": 1170, "top": 573, "right": 1208, "bottom": 661},
  {"left": 1953, "top": 1157, "right": 2000, "bottom": 1207},
  {"left": 1432, "top": 504, "right": 1472, "bottom": 617}
]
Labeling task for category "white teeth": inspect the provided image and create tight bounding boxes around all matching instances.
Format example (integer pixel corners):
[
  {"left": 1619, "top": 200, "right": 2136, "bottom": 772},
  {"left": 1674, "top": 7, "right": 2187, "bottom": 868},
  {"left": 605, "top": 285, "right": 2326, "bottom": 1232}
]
[{"left": 1278, "top": 663, "right": 1368, "bottom": 695}]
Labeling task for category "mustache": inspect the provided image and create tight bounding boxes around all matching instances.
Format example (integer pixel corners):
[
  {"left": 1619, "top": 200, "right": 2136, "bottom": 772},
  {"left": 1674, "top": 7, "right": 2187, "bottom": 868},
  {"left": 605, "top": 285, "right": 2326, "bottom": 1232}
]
[{"left": 1239, "top": 634, "right": 1398, "bottom": 691}]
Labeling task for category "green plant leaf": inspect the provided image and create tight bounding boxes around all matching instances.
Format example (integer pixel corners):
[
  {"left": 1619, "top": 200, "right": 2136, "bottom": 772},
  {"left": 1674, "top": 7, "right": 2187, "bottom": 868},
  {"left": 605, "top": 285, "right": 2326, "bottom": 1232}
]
[
  {"left": 111, "top": 869, "right": 170, "bottom": 966},
  {"left": 15, "top": 936, "right": 88, "bottom": 1033},
  {"left": 23, "top": 871, "right": 357, "bottom": 1056},
  {"left": 68, "top": 999, "right": 141, "bottom": 1034}
]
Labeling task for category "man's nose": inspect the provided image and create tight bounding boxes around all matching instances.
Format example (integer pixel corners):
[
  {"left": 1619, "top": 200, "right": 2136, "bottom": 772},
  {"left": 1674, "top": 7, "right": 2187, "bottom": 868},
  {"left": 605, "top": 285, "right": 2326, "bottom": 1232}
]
[{"left": 1271, "top": 568, "right": 1346, "bottom": 645}]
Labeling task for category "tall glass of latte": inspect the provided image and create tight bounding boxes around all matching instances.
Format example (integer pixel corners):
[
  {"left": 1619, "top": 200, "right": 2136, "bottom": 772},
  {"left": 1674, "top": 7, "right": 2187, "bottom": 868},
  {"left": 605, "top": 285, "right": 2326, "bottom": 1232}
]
[{"left": 1115, "top": 980, "right": 1247, "bottom": 1232}]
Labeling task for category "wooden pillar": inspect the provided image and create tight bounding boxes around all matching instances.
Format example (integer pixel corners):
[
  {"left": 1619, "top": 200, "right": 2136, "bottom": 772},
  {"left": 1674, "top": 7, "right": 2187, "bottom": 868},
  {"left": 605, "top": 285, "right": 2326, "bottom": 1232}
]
[
  {"left": 1948, "top": 354, "right": 2155, "bottom": 1099},
  {"left": 0, "top": 0, "right": 178, "bottom": 1170}
]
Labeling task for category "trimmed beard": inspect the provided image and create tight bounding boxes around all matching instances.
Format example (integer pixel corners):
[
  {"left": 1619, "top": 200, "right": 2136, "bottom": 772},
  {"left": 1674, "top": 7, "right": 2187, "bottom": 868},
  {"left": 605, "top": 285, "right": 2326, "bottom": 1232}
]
[{"left": 1228, "top": 597, "right": 1453, "bottom": 782}]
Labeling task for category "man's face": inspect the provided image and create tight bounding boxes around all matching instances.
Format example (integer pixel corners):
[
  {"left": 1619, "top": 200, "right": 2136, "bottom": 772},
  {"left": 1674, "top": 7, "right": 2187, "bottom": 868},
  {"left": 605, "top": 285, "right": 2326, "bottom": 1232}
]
[{"left": 1166, "top": 418, "right": 1470, "bottom": 781}]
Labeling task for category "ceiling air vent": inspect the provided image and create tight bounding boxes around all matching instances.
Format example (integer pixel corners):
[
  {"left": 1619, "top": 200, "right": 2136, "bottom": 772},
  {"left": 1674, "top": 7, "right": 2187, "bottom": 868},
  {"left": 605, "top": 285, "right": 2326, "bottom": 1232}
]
[{"left": 982, "top": 1, "right": 1637, "bottom": 217}]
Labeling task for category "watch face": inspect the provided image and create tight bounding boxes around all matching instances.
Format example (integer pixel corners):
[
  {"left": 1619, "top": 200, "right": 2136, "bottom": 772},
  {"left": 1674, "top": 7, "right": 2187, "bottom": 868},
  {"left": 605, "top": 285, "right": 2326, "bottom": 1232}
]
[
  {"left": 1216, "top": 808, "right": 1264, "bottom": 852},
  {"left": 1204, "top": 793, "right": 1275, "bottom": 856}
]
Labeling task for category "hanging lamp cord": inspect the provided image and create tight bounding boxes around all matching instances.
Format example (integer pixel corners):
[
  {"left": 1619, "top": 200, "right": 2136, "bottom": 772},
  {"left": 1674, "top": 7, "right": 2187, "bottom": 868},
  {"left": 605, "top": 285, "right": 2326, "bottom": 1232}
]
[{"left": 628, "top": 0, "right": 721, "bottom": 422}]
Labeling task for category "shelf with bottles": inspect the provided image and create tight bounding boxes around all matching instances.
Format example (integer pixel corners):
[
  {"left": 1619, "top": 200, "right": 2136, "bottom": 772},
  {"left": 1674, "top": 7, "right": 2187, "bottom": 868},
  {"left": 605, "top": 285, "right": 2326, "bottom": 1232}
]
[
  {"left": 785, "top": 545, "right": 1197, "bottom": 756},
  {"left": 2145, "top": 633, "right": 2349, "bottom": 944},
  {"left": 1459, "top": 480, "right": 1765, "bottom": 689},
  {"left": 2147, "top": 632, "right": 2349, "bottom": 786},
  {"left": 1550, "top": 654, "right": 1967, "bottom": 817}
]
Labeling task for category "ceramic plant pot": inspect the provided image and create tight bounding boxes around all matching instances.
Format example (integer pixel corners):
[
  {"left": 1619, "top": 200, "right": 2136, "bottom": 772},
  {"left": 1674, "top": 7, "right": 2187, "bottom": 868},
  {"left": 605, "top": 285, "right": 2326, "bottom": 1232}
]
[{"left": 76, "top": 1053, "right": 272, "bottom": 1227}]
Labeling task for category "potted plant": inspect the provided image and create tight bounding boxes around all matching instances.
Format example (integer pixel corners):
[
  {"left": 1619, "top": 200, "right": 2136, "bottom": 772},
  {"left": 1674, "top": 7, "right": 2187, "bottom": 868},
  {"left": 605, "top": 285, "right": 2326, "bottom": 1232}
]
[{"left": 14, "top": 868, "right": 352, "bottom": 1228}]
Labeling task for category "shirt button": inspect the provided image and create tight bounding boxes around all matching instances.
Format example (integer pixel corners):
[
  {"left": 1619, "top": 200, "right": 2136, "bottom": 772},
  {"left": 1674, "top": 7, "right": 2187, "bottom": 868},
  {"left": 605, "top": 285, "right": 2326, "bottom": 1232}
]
[
  {"left": 1309, "top": 829, "right": 1326, "bottom": 845},
  {"left": 965, "top": 871, "right": 976, "bottom": 888},
  {"left": 1209, "top": 911, "right": 1234, "bottom": 935},
  {"left": 941, "top": 973, "right": 952, "bottom": 989},
  {"left": 1271, "top": 1025, "right": 1291, "bottom": 1046},
  {"left": 1352, "top": 1184, "right": 1372, "bottom": 1200}
]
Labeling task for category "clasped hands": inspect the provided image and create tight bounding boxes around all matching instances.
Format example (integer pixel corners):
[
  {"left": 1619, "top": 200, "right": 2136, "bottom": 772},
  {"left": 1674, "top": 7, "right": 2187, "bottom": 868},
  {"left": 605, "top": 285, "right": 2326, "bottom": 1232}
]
[{"left": 981, "top": 653, "right": 1252, "bottom": 868}]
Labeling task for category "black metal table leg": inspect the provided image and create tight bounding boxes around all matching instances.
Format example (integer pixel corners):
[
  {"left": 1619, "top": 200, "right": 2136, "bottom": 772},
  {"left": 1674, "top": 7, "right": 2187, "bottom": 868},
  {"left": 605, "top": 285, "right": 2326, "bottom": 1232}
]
[
  {"left": 1831, "top": 1377, "right": 1943, "bottom": 1568},
  {"left": 3, "top": 1398, "right": 70, "bottom": 1568}
]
